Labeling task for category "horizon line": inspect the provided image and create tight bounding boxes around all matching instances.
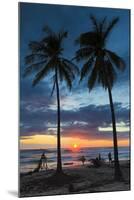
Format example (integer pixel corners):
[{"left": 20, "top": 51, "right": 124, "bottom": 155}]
[{"left": 20, "top": 145, "right": 130, "bottom": 151}]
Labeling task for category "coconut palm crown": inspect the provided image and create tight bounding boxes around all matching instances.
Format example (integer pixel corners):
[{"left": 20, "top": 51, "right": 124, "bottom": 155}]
[
  {"left": 75, "top": 15, "right": 125, "bottom": 90},
  {"left": 24, "top": 27, "right": 79, "bottom": 91}
]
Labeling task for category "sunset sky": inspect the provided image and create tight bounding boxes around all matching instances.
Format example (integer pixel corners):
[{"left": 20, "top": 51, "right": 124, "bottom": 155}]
[{"left": 20, "top": 3, "right": 130, "bottom": 149}]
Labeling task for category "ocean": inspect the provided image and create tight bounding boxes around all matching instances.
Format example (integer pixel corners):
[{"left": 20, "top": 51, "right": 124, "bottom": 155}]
[{"left": 20, "top": 146, "right": 130, "bottom": 173}]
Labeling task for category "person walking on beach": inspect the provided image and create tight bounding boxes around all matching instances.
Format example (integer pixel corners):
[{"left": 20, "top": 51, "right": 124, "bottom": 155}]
[
  {"left": 41, "top": 152, "right": 48, "bottom": 170},
  {"left": 108, "top": 152, "right": 112, "bottom": 164}
]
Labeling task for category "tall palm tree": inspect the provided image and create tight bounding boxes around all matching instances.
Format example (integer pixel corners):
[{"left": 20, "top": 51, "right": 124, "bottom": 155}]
[
  {"left": 75, "top": 16, "right": 125, "bottom": 180},
  {"left": 24, "top": 26, "right": 79, "bottom": 174}
]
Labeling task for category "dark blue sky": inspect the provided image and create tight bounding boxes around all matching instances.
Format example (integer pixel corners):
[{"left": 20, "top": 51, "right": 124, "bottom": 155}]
[{"left": 20, "top": 3, "right": 130, "bottom": 148}]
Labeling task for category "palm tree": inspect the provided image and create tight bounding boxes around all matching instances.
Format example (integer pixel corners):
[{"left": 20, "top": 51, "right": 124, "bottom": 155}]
[
  {"left": 24, "top": 26, "right": 79, "bottom": 174},
  {"left": 75, "top": 15, "right": 125, "bottom": 180}
]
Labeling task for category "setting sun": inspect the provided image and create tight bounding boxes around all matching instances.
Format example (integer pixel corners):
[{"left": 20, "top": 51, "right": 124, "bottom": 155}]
[{"left": 73, "top": 144, "right": 78, "bottom": 148}]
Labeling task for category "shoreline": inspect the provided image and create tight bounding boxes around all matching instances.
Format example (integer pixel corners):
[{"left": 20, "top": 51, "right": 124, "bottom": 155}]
[
  {"left": 20, "top": 159, "right": 130, "bottom": 175},
  {"left": 20, "top": 146, "right": 130, "bottom": 173}
]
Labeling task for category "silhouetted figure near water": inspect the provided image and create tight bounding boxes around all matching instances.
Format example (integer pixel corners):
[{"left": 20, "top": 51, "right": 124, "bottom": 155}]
[
  {"left": 33, "top": 152, "right": 48, "bottom": 173},
  {"left": 41, "top": 152, "right": 48, "bottom": 170},
  {"left": 33, "top": 158, "right": 42, "bottom": 173},
  {"left": 98, "top": 153, "right": 101, "bottom": 161},
  {"left": 79, "top": 156, "right": 86, "bottom": 165},
  {"left": 90, "top": 157, "right": 101, "bottom": 168},
  {"left": 108, "top": 152, "right": 112, "bottom": 164}
]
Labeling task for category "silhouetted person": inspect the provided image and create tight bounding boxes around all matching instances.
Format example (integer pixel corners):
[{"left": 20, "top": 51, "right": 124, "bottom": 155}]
[
  {"left": 98, "top": 153, "right": 101, "bottom": 161},
  {"left": 33, "top": 158, "right": 42, "bottom": 173},
  {"left": 96, "top": 157, "right": 99, "bottom": 161},
  {"left": 90, "top": 157, "right": 101, "bottom": 168},
  {"left": 80, "top": 155, "right": 86, "bottom": 165},
  {"left": 108, "top": 152, "right": 112, "bottom": 164},
  {"left": 41, "top": 152, "right": 48, "bottom": 170}
]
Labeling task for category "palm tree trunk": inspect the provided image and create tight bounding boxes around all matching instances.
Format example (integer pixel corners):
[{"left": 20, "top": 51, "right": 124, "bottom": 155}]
[
  {"left": 55, "top": 71, "right": 63, "bottom": 173},
  {"left": 107, "top": 85, "right": 122, "bottom": 181}
]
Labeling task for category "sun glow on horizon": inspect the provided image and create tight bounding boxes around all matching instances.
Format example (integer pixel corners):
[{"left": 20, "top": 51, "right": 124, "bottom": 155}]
[
  {"left": 20, "top": 134, "right": 129, "bottom": 150},
  {"left": 73, "top": 144, "right": 78, "bottom": 148}
]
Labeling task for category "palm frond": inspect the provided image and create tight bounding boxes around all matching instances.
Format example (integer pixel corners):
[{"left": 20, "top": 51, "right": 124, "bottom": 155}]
[
  {"left": 80, "top": 57, "right": 94, "bottom": 81},
  {"left": 88, "top": 55, "right": 107, "bottom": 90},
  {"left": 58, "top": 31, "right": 68, "bottom": 42},
  {"left": 97, "top": 59, "right": 117, "bottom": 89},
  {"left": 28, "top": 41, "right": 43, "bottom": 53},
  {"left": 99, "top": 17, "right": 107, "bottom": 34},
  {"left": 32, "top": 59, "right": 54, "bottom": 86},
  {"left": 58, "top": 64, "right": 73, "bottom": 90},
  {"left": 97, "top": 59, "right": 107, "bottom": 89},
  {"left": 90, "top": 15, "right": 99, "bottom": 33},
  {"left": 57, "top": 60, "right": 75, "bottom": 90},
  {"left": 43, "top": 25, "right": 55, "bottom": 36},
  {"left": 63, "top": 65, "right": 75, "bottom": 81},
  {"left": 59, "top": 60, "right": 75, "bottom": 80},
  {"left": 50, "top": 76, "right": 56, "bottom": 97},
  {"left": 96, "top": 57, "right": 107, "bottom": 89},
  {"left": 103, "top": 17, "right": 119, "bottom": 40},
  {"left": 98, "top": 69, "right": 107, "bottom": 89},
  {"left": 75, "top": 47, "right": 94, "bottom": 61},
  {"left": 25, "top": 54, "right": 47, "bottom": 65},
  {"left": 62, "top": 58, "right": 79, "bottom": 75},
  {"left": 23, "top": 60, "right": 47, "bottom": 77},
  {"left": 25, "top": 54, "right": 35, "bottom": 65},
  {"left": 88, "top": 63, "right": 97, "bottom": 91},
  {"left": 104, "top": 59, "right": 117, "bottom": 88},
  {"left": 106, "top": 50, "right": 125, "bottom": 71}
]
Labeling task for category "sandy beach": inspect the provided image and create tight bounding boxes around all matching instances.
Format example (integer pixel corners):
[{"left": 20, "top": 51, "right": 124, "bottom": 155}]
[{"left": 19, "top": 160, "right": 130, "bottom": 197}]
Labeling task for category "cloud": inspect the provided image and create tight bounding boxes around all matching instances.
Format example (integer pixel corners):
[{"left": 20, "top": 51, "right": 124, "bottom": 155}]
[
  {"left": 98, "top": 121, "right": 129, "bottom": 133},
  {"left": 20, "top": 101, "right": 130, "bottom": 141}
]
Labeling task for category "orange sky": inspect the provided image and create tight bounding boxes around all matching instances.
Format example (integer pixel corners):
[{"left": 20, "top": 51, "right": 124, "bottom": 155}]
[{"left": 20, "top": 134, "right": 129, "bottom": 149}]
